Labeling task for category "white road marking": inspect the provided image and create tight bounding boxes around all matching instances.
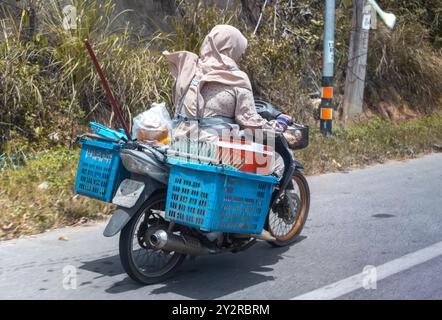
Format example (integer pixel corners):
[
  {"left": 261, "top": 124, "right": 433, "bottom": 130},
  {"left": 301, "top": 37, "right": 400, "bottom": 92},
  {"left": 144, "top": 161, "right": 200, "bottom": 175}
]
[{"left": 292, "top": 240, "right": 442, "bottom": 300}]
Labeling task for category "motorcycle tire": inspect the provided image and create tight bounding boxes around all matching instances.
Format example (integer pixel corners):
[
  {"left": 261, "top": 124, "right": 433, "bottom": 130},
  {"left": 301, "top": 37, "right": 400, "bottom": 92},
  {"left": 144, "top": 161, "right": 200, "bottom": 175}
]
[
  {"left": 267, "top": 170, "right": 310, "bottom": 247},
  {"left": 119, "top": 192, "right": 186, "bottom": 285}
]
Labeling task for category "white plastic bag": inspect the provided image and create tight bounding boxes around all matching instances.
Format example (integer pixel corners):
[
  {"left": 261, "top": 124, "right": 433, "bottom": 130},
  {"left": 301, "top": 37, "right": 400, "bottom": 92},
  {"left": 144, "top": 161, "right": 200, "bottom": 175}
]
[{"left": 132, "top": 102, "right": 172, "bottom": 144}]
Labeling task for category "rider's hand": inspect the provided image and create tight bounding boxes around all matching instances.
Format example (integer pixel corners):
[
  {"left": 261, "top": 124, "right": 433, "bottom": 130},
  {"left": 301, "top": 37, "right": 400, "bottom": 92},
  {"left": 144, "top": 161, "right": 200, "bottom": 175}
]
[{"left": 276, "top": 114, "right": 293, "bottom": 131}]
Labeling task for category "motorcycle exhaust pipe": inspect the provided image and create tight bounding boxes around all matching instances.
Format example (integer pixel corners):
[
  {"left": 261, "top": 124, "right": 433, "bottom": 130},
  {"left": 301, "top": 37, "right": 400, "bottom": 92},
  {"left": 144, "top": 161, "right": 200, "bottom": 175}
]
[{"left": 149, "top": 230, "right": 213, "bottom": 256}]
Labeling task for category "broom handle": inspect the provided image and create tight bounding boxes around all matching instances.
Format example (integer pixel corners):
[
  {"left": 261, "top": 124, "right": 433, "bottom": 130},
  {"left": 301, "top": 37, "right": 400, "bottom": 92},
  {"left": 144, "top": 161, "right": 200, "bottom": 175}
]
[{"left": 84, "top": 39, "right": 132, "bottom": 140}]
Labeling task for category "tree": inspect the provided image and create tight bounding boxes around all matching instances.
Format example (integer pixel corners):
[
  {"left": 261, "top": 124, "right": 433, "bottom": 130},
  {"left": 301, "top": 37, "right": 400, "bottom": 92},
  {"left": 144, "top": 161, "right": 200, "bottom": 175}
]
[{"left": 240, "top": 0, "right": 261, "bottom": 25}]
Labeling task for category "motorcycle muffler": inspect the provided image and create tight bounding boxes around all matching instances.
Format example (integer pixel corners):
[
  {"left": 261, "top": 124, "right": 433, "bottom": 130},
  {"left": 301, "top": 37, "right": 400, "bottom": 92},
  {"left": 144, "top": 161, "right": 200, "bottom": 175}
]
[{"left": 149, "top": 230, "right": 213, "bottom": 256}]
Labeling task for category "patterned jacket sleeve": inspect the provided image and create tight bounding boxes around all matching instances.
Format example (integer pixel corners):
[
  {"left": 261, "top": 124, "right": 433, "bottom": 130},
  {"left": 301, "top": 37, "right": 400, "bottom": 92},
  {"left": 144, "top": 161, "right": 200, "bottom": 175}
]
[{"left": 234, "top": 87, "right": 285, "bottom": 133}]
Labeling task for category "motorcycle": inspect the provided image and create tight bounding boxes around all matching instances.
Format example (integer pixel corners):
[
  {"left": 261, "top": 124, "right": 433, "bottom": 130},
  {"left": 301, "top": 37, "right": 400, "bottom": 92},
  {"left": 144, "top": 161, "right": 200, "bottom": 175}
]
[{"left": 76, "top": 102, "right": 310, "bottom": 285}]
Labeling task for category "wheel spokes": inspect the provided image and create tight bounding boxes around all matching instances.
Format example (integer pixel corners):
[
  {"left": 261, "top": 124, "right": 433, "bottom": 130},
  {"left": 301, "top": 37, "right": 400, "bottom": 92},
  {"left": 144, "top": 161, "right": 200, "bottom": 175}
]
[
  {"left": 269, "top": 176, "right": 306, "bottom": 240},
  {"left": 129, "top": 200, "right": 180, "bottom": 276}
]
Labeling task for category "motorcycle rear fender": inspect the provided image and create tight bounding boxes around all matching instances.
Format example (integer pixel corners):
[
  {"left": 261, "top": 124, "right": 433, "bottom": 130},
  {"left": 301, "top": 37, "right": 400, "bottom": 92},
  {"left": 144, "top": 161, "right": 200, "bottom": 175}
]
[{"left": 103, "top": 174, "right": 165, "bottom": 237}]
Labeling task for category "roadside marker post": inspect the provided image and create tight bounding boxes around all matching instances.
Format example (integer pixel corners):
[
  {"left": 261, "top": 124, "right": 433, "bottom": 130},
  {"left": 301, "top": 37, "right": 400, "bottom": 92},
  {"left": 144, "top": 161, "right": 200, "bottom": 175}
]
[{"left": 319, "top": 0, "right": 336, "bottom": 137}]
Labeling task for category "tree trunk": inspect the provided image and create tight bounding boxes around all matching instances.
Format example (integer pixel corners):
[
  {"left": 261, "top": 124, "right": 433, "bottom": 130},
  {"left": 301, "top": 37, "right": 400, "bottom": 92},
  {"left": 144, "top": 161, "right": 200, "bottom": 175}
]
[{"left": 240, "top": 0, "right": 262, "bottom": 25}]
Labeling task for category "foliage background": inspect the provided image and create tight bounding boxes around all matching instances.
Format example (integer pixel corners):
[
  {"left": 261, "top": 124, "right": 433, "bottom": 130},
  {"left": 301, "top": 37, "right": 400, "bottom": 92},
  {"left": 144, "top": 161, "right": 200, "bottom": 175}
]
[{"left": 1, "top": 0, "right": 441, "bottom": 156}]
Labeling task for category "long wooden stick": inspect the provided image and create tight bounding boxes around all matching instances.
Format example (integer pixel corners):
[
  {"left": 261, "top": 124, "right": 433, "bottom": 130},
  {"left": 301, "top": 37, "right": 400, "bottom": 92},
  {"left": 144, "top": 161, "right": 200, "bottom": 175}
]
[{"left": 84, "top": 39, "right": 132, "bottom": 140}]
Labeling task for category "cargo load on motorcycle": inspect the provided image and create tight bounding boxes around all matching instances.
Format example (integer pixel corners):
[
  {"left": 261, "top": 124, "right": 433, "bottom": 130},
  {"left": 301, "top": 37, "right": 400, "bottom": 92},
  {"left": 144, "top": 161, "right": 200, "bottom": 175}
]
[{"left": 74, "top": 26, "right": 310, "bottom": 285}]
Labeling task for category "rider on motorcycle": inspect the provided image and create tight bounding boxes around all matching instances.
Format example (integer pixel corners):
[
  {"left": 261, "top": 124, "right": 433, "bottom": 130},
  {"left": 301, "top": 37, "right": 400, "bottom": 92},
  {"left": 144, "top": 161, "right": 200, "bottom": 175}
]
[
  {"left": 80, "top": 25, "right": 309, "bottom": 286},
  {"left": 163, "top": 24, "right": 293, "bottom": 177}
]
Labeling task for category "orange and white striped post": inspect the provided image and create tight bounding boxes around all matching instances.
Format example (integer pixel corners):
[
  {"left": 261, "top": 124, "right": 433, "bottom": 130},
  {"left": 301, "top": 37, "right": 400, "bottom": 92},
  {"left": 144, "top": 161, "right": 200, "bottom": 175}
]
[{"left": 319, "top": 0, "right": 336, "bottom": 136}]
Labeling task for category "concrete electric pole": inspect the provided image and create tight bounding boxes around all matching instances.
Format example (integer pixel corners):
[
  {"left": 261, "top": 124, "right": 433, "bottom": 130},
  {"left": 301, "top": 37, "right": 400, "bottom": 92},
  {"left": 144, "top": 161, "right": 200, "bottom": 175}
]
[
  {"left": 342, "top": 0, "right": 397, "bottom": 122},
  {"left": 342, "top": 0, "right": 372, "bottom": 121}
]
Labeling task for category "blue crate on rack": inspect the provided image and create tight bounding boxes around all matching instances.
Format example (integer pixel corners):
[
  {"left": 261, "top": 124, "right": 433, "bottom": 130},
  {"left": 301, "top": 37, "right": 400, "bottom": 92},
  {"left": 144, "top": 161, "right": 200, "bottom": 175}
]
[
  {"left": 165, "top": 158, "right": 278, "bottom": 234},
  {"left": 74, "top": 137, "right": 129, "bottom": 202}
]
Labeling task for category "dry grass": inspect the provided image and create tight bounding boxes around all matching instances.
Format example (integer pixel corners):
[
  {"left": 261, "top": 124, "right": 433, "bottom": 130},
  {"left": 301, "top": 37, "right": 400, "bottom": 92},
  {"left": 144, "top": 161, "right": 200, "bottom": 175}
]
[
  {"left": 0, "top": 148, "right": 113, "bottom": 240},
  {"left": 365, "top": 22, "right": 442, "bottom": 117},
  {"left": 0, "top": 0, "right": 171, "bottom": 155},
  {"left": 2, "top": 0, "right": 441, "bottom": 154},
  {"left": 298, "top": 112, "right": 442, "bottom": 175}
]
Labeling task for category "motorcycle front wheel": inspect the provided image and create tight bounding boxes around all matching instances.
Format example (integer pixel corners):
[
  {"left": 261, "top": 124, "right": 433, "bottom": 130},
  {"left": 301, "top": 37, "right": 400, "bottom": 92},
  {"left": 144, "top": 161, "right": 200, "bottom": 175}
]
[
  {"left": 267, "top": 170, "right": 310, "bottom": 247},
  {"left": 119, "top": 192, "right": 186, "bottom": 285}
]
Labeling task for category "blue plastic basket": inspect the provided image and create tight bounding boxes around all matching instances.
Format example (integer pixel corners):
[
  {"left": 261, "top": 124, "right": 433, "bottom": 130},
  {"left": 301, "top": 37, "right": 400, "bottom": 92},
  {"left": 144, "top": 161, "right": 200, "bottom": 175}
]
[
  {"left": 74, "top": 137, "right": 129, "bottom": 202},
  {"left": 89, "top": 122, "right": 128, "bottom": 141},
  {"left": 165, "top": 158, "right": 278, "bottom": 234}
]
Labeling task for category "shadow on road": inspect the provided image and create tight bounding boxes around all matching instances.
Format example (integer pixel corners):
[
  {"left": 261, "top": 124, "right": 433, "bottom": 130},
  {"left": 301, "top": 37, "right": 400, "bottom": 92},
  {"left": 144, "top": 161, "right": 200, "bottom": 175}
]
[
  {"left": 79, "top": 255, "right": 125, "bottom": 278},
  {"left": 79, "top": 237, "right": 306, "bottom": 299}
]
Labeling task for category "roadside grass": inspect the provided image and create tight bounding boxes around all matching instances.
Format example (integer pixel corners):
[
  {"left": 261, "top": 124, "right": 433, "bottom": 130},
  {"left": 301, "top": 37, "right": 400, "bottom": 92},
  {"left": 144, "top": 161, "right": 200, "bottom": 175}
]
[
  {"left": 0, "top": 148, "right": 112, "bottom": 240},
  {"left": 298, "top": 112, "right": 442, "bottom": 175},
  {"left": 1, "top": 112, "right": 441, "bottom": 240}
]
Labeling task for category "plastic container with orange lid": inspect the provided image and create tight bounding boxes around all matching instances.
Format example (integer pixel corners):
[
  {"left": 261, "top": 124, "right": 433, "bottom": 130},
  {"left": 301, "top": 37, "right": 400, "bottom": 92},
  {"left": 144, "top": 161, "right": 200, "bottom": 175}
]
[{"left": 216, "top": 138, "right": 275, "bottom": 175}]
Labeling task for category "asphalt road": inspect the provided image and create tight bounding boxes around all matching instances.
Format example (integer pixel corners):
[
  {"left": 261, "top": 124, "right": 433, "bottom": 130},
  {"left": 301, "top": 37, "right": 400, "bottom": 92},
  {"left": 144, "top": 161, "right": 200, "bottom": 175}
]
[{"left": 1, "top": 153, "right": 441, "bottom": 300}]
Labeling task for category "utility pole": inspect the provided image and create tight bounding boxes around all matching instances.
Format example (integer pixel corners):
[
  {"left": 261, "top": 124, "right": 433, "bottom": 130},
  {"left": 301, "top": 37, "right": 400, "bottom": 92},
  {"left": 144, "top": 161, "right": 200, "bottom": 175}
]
[
  {"left": 342, "top": 0, "right": 372, "bottom": 121},
  {"left": 319, "top": 0, "right": 336, "bottom": 136}
]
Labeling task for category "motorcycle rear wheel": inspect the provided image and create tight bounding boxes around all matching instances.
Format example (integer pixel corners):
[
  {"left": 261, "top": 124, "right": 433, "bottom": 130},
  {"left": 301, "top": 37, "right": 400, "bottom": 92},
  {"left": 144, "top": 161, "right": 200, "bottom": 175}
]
[
  {"left": 267, "top": 170, "right": 310, "bottom": 247},
  {"left": 119, "top": 192, "right": 186, "bottom": 285}
]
